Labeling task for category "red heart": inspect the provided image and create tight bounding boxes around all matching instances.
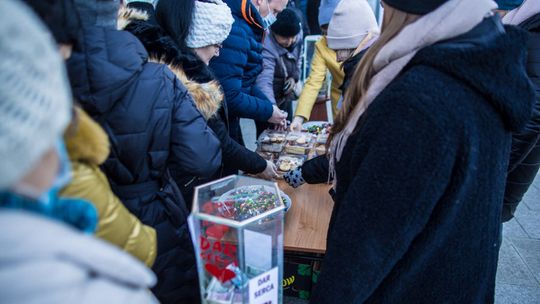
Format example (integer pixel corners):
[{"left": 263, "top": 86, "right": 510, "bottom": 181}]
[
  {"left": 205, "top": 263, "right": 236, "bottom": 283},
  {"left": 206, "top": 225, "right": 229, "bottom": 240}
]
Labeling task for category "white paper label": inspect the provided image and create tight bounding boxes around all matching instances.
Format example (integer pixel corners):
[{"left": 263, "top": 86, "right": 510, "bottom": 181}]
[
  {"left": 244, "top": 230, "right": 272, "bottom": 270},
  {"left": 249, "top": 267, "right": 278, "bottom": 304}
]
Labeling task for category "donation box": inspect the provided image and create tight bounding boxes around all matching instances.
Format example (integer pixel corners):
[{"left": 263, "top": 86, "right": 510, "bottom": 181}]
[{"left": 189, "top": 175, "right": 285, "bottom": 304}]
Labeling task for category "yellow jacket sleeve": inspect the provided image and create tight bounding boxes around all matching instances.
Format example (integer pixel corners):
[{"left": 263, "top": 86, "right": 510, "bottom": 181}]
[
  {"left": 295, "top": 38, "right": 332, "bottom": 120},
  {"left": 61, "top": 162, "right": 157, "bottom": 267}
]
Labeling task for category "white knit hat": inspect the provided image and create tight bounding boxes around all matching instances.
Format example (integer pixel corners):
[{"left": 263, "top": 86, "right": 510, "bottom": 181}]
[
  {"left": 186, "top": 0, "right": 234, "bottom": 49},
  {"left": 0, "top": 0, "right": 71, "bottom": 189},
  {"left": 327, "top": 0, "right": 379, "bottom": 50}
]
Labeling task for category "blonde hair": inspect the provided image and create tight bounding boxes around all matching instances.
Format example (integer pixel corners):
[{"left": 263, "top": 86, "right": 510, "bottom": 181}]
[{"left": 329, "top": 6, "right": 420, "bottom": 144}]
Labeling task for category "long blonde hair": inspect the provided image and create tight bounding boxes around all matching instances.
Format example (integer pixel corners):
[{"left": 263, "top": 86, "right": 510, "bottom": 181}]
[{"left": 329, "top": 6, "right": 420, "bottom": 144}]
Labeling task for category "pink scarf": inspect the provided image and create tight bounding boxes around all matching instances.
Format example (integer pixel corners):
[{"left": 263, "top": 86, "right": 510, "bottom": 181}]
[{"left": 329, "top": 0, "right": 498, "bottom": 188}]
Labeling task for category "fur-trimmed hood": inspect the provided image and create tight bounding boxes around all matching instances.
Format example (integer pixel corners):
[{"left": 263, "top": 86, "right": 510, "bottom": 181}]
[
  {"left": 65, "top": 107, "right": 110, "bottom": 165},
  {"left": 118, "top": 7, "right": 223, "bottom": 120}
]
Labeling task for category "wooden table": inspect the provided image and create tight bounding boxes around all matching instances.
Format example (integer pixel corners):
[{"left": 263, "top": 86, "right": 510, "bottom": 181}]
[{"left": 278, "top": 180, "right": 334, "bottom": 254}]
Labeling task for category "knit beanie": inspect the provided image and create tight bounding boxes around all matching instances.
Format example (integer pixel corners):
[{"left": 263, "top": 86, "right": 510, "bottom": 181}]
[
  {"left": 271, "top": 8, "right": 301, "bottom": 37},
  {"left": 22, "top": 0, "right": 81, "bottom": 45},
  {"left": 186, "top": 0, "right": 234, "bottom": 49},
  {"left": 495, "top": 0, "right": 525, "bottom": 10},
  {"left": 72, "top": 0, "right": 119, "bottom": 28},
  {"left": 327, "top": 0, "right": 379, "bottom": 50},
  {"left": 383, "top": 0, "right": 450, "bottom": 15},
  {"left": 0, "top": 0, "right": 71, "bottom": 189},
  {"left": 318, "top": 0, "right": 341, "bottom": 26}
]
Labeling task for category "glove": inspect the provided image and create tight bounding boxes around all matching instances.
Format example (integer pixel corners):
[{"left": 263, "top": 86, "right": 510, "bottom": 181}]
[
  {"left": 283, "top": 167, "right": 305, "bottom": 188},
  {"left": 258, "top": 160, "right": 278, "bottom": 180}
]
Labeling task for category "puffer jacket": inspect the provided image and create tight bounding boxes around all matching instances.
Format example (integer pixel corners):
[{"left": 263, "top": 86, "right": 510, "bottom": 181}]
[
  {"left": 60, "top": 107, "right": 157, "bottom": 267},
  {"left": 256, "top": 32, "right": 302, "bottom": 110},
  {"left": 120, "top": 8, "right": 268, "bottom": 205},
  {"left": 67, "top": 26, "right": 221, "bottom": 304},
  {"left": 209, "top": 0, "right": 273, "bottom": 143},
  {"left": 0, "top": 210, "right": 158, "bottom": 304},
  {"left": 503, "top": 10, "right": 540, "bottom": 222}
]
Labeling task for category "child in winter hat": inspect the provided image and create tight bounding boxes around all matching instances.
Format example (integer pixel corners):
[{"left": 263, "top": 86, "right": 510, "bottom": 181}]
[
  {"left": 271, "top": 8, "right": 302, "bottom": 39},
  {"left": 327, "top": 0, "right": 379, "bottom": 60},
  {"left": 0, "top": 0, "right": 71, "bottom": 190},
  {"left": 185, "top": 0, "right": 234, "bottom": 49}
]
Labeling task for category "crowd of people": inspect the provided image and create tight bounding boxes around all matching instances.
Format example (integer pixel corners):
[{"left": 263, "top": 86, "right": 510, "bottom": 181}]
[{"left": 0, "top": 0, "right": 538, "bottom": 303}]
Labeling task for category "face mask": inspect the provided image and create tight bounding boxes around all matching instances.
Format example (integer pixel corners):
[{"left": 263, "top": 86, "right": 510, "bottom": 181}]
[
  {"left": 261, "top": 1, "right": 277, "bottom": 28},
  {"left": 0, "top": 140, "right": 97, "bottom": 234}
]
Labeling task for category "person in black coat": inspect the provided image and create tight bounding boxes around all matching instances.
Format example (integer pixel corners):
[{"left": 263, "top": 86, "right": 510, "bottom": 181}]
[
  {"left": 497, "top": 0, "right": 540, "bottom": 222},
  {"left": 121, "top": 0, "right": 278, "bottom": 205},
  {"left": 67, "top": 1, "right": 222, "bottom": 303},
  {"left": 311, "top": 0, "right": 535, "bottom": 303}
]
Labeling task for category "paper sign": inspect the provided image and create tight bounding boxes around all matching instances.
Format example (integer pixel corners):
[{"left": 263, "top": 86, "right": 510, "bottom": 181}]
[
  {"left": 244, "top": 230, "right": 272, "bottom": 270},
  {"left": 249, "top": 267, "right": 278, "bottom": 304}
]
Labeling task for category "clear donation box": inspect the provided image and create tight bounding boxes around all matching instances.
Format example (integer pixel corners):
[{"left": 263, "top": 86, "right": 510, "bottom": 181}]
[{"left": 189, "top": 175, "right": 285, "bottom": 304}]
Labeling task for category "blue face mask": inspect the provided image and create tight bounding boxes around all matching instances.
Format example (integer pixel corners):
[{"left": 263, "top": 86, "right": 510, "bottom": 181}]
[
  {"left": 0, "top": 140, "right": 97, "bottom": 234},
  {"left": 261, "top": 2, "right": 277, "bottom": 28}
]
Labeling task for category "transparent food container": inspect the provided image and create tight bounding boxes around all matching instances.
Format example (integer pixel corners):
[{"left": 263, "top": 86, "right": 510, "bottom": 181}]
[
  {"left": 258, "top": 130, "right": 287, "bottom": 153},
  {"left": 189, "top": 175, "right": 285, "bottom": 304}
]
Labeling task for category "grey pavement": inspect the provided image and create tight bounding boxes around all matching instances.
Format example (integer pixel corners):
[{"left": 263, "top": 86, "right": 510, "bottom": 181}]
[{"left": 240, "top": 119, "right": 540, "bottom": 304}]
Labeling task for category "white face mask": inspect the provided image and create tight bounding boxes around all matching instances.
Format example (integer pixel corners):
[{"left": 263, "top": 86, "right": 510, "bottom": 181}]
[{"left": 260, "top": 1, "right": 277, "bottom": 28}]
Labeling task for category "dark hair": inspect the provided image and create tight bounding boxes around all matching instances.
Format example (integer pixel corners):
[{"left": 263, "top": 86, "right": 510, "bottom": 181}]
[
  {"left": 155, "top": 0, "right": 194, "bottom": 50},
  {"left": 22, "top": 0, "right": 81, "bottom": 45}
]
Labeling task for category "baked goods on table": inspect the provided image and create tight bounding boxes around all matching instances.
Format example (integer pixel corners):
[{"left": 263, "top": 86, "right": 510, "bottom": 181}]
[
  {"left": 284, "top": 132, "right": 314, "bottom": 155},
  {"left": 258, "top": 130, "right": 286, "bottom": 153},
  {"left": 276, "top": 154, "right": 305, "bottom": 175}
]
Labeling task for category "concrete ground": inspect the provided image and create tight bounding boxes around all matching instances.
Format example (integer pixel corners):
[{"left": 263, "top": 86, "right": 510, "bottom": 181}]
[{"left": 240, "top": 119, "right": 540, "bottom": 304}]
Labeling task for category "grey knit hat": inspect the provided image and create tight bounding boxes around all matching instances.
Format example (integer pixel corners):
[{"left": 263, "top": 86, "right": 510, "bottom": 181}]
[
  {"left": 73, "top": 0, "right": 120, "bottom": 28},
  {"left": 327, "top": 0, "right": 379, "bottom": 50},
  {"left": 0, "top": 0, "right": 71, "bottom": 189}
]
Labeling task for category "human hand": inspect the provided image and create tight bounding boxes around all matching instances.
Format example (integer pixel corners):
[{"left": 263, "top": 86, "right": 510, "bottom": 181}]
[
  {"left": 268, "top": 105, "right": 287, "bottom": 125},
  {"left": 289, "top": 116, "right": 304, "bottom": 132},
  {"left": 258, "top": 160, "right": 278, "bottom": 180},
  {"left": 283, "top": 78, "right": 296, "bottom": 95}
]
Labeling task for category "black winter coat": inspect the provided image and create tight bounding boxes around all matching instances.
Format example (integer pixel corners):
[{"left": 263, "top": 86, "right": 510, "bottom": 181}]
[
  {"left": 209, "top": 0, "right": 273, "bottom": 143},
  {"left": 67, "top": 27, "right": 221, "bottom": 304},
  {"left": 503, "top": 12, "right": 540, "bottom": 222},
  {"left": 310, "top": 18, "right": 535, "bottom": 304},
  {"left": 120, "top": 8, "right": 267, "bottom": 205}
]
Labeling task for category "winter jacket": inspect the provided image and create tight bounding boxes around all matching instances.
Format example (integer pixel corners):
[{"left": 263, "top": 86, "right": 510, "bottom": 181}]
[
  {"left": 209, "top": 0, "right": 273, "bottom": 143},
  {"left": 119, "top": 8, "right": 268, "bottom": 206},
  {"left": 256, "top": 32, "right": 303, "bottom": 107},
  {"left": 60, "top": 107, "right": 156, "bottom": 267},
  {"left": 295, "top": 36, "right": 344, "bottom": 120},
  {"left": 503, "top": 12, "right": 540, "bottom": 222},
  {"left": 310, "top": 18, "right": 535, "bottom": 304},
  {"left": 0, "top": 210, "right": 158, "bottom": 304},
  {"left": 67, "top": 26, "right": 221, "bottom": 303}
]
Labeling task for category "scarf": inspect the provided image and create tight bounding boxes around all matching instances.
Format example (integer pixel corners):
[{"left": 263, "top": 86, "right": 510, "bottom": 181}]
[
  {"left": 502, "top": 0, "right": 540, "bottom": 26},
  {"left": 329, "top": 0, "right": 498, "bottom": 188}
]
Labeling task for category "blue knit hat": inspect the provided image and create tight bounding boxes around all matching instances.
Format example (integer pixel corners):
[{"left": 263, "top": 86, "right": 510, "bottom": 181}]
[
  {"left": 495, "top": 0, "right": 525, "bottom": 10},
  {"left": 318, "top": 0, "right": 341, "bottom": 27},
  {"left": 383, "top": 0, "right": 450, "bottom": 15}
]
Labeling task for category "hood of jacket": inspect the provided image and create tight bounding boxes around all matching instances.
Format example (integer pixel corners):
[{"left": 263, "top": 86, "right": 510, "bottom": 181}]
[
  {"left": 67, "top": 26, "right": 148, "bottom": 116},
  {"left": 119, "top": 7, "right": 223, "bottom": 119},
  {"left": 409, "top": 16, "right": 534, "bottom": 132},
  {"left": 64, "top": 107, "right": 110, "bottom": 166}
]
